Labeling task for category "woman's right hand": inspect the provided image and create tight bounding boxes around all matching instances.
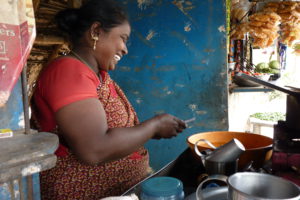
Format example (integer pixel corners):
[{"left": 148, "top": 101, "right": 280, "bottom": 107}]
[{"left": 151, "top": 114, "right": 187, "bottom": 139}]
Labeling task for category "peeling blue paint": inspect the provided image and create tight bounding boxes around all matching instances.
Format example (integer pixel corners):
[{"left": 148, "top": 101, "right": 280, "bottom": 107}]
[
  {"left": 112, "top": 0, "right": 228, "bottom": 171},
  {"left": 0, "top": 79, "right": 24, "bottom": 130},
  {"left": 0, "top": 183, "right": 11, "bottom": 199},
  {"left": 0, "top": 175, "right": 41, "bottom": 200}
]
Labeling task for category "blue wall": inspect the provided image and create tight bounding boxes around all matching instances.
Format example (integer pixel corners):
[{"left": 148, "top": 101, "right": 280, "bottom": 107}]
[
  {"left": 0, "top": 79, "right": 24, "bottom": 130},
  {"left": 112, "top": 0, "right": 229, "bottom": 170}
]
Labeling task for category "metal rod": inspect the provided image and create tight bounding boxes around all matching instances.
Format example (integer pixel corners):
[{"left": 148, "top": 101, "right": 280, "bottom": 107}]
[
  {"left": 21, "top": 64, "right": 31, "bottom": 134},
  {"left": 184, "top": 117, "right": 196, "bottom": 124}
]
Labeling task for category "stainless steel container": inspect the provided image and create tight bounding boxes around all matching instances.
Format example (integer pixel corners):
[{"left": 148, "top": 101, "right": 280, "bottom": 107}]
[
  {"left": 205, "top": 159, "right": 238, "bottom": 176},
  {"left": 194, "top": 138, "right": 243, "bottom": 176},
  {"left": 228, "top": 172, "right": 300, "bottom": 200}
]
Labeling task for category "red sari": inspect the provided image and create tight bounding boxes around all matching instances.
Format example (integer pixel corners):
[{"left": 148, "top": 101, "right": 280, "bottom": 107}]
[{"left": 33, "top": 57, "right": 149, "bottom": 199}]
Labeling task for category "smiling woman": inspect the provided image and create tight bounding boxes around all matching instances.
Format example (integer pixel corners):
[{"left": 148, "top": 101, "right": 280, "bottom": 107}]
[{"left": 30, "top": 0, "right": 187, "bottom": 199}]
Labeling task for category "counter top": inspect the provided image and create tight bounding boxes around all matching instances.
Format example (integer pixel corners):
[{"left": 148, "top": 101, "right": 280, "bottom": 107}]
[
  {"left": 122, "top": 148, "right": 205, "bottom": 197},
  {"left": 0, "top": 131, "right": 58, "bottom": 183}
]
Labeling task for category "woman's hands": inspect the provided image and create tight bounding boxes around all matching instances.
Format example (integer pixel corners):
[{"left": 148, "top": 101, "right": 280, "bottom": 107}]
[
  {"left": 55, "top": 98, "right": 187, "bottom": 164},
  {"left": 149, "top": 114, "right": 187, "bottom": 139}
]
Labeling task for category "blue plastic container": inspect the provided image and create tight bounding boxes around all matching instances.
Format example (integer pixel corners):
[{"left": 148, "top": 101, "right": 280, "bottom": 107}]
[{"left": 140, "top": 177, "right": 184, "bottom": 200}]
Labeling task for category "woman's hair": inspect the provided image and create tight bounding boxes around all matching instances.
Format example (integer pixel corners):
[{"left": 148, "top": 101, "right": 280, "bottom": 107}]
[{"left": 55, "top": 0, "right": 128, "bottom": 43}]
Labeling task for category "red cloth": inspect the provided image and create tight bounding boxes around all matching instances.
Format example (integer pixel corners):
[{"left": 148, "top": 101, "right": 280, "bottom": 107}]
[
  {"left": 272, "top": 152, "right": 300, "bottom": 171},
  {"left": 34, "top": 57, "right": 100, "bottom": 132},
  {"left": 34, "top": 57, "right": 101, "bottom": 157}
]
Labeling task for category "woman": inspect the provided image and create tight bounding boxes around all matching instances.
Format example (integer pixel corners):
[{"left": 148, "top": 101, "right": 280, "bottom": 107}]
[{"left": 32, "top": 0, "right": 186, "bottom": 199}]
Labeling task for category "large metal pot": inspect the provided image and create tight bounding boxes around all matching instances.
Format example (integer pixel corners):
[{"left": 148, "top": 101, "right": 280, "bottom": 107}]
[
  {"left": 196, "top": 172, "right": 300, "bottom": 200},
  {"left": 228, "top": 172, "right": 300, "bottom": 200}
]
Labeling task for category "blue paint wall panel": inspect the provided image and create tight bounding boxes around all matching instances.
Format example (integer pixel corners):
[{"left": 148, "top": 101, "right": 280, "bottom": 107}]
[
  {"left": 0, "top": 79, "right": 24, "bottom": 130},
  {"left": 0, "top": 183, "right": 12, "bottom": 200},
  {"left": 32, "top": 174, "right": 41, "bottom": 200},
  {"left": 112, "top": 0, "right": 228, "bottom": 170}
]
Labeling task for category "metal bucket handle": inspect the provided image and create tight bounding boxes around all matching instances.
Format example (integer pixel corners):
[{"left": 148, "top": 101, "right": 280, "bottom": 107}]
[
  {"left": 196, "top": 174, "right": 228, "bottom": 200},
  {"left": 194, "top": 139, "right": 217, "bottom": 157}
]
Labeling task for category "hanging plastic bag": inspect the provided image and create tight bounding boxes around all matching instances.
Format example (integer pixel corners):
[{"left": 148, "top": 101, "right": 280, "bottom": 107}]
[{"left": 0, "top": 0, "right": 36, "bottom": 107}]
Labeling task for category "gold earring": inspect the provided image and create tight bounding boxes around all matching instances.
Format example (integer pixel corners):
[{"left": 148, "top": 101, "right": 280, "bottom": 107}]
[{"left": 92, "top": 35, "right": 99, "bottom": 50}]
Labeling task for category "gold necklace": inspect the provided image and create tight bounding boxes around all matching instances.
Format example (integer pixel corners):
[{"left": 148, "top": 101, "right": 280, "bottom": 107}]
[
  {"left": 69, "top": 51, "right": 101, "bottom": 80},
  {"left": 69, "top": 51, "right": 92, "bottom": 68}
]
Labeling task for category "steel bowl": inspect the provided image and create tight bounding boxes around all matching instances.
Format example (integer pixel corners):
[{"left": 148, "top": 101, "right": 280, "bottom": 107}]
[{"left": 228, "top": 172, "right": 300, "bottom": 200}]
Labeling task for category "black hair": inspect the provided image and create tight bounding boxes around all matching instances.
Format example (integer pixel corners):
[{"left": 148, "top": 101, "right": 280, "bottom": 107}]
[{"left": 55, "top": 0, "right": 128, "bottom": 43}]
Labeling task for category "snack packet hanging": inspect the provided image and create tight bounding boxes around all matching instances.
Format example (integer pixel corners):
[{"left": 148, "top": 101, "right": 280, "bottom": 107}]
[{"left": 0, "top": 0, "right": 36, "bottom": 107}]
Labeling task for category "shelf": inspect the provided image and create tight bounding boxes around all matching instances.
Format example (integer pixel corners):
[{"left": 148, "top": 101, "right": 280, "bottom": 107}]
[{"left": 229, "top": 84, "right": 274, "bottom": 93}]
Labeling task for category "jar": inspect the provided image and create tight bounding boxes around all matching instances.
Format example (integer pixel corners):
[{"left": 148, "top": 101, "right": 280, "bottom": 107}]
[{"left": 140, "top": 177, "right": 184, "bottom": 200}]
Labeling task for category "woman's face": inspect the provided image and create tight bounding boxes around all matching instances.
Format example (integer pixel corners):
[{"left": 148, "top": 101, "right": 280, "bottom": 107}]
[{"left": 95, "top": 22, "right": 131, "bottom": 71}]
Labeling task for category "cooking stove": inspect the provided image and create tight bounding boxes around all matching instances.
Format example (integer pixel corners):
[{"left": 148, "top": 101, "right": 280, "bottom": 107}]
[{"left": 238, "top": 73, "right": 300, "bottom": 186}]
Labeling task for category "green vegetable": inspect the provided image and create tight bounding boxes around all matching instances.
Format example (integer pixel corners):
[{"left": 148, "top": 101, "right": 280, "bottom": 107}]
[
  {"left": 292, "top": 43, "right": 300, "bottom": 55},
  {"left": 269, "top": 68, "right": 280, "bottom": 74},
  {"left": 293, "top": 43, "right": 300, "bottom": 50},
  {"left": 261, "top": 68, "right": 272, "bottom": 73},
  {"left": 269, "top": 60, "right": 280, "bottom": 69},
  {"left": 254, "top": 60, "right": 280, "bottom": 74},
  {"left": 250, "top": 112, "right": 285, "bottom": 122},
  {"left": 255, "top": 62, "right": 269, "bottom": 73}
]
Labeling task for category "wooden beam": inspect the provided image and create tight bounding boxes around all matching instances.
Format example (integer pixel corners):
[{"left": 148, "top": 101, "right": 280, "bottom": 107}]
[
  {"left": 35, "top": 35, "right": 66, "bottom": 45},
  {"left": 33, "top": 0, "right": 41, "bottom": 12},
  {"left": 68, "top": 0, "right": 82, "bottom": 8}
]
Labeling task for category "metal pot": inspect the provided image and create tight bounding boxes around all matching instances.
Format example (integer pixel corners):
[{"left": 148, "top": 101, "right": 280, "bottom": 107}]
[
  {"left": 228, "top": 172, "right": 300, "bottom": 200},
  {"left": 196, "top": 172, "right": 300, "bottom": 200},
  {"left": 196, "top": 174, "right": 228, "bottom": 200},
  {"left": 204, "top": 159, "right": 238, "bottom": 176},
  {"left": 194, "top": 139, "right": 244, "bottom": 176}
]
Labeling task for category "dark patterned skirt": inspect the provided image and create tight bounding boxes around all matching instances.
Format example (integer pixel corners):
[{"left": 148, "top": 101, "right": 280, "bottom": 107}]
[{"left": 40, "top": 148, "right": 149, "bottom": 200}]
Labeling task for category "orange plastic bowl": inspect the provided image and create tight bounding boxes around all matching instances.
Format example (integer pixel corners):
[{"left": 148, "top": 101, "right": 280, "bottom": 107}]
[{"left": 187, "top": 131, "right": 273, "bottom": 170}]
